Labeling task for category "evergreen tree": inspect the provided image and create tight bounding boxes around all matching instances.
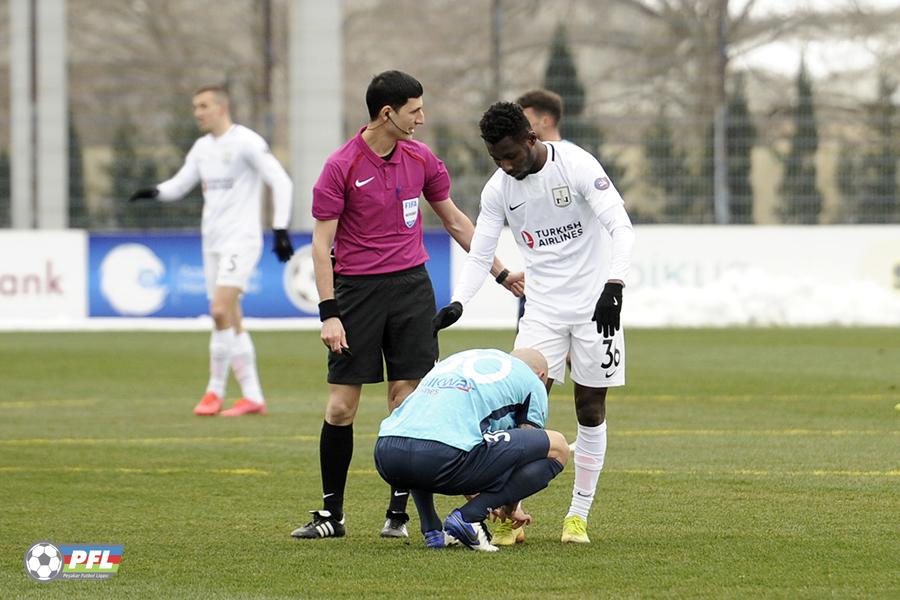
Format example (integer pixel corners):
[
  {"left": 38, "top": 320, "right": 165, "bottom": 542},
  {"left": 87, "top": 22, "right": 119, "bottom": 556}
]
[
  {"left": 543, "top": 24, "right": 625, "bottom": 187},
  {"left": 68, "top": 110, "right": 89, "bottom": 228},
  {"left": 108, "top": 116, "right": 159, "bottom": 228},
  {"left": 0, "top": 150, "right": 9, "bottom": 227},
  {"left": 697, "top": 123, "right": 716, "bottom": 223},
  {"left": 696, "top": 75, "right": 758, "bottom": 224},
  {"left": 778, "top": 60, "right": 822, "bottom": 224},
  {"left": 727, "top": 73, "right": 756, "bottom": 223},
  {"left": 643, "top": 109, "right": 695, "bottom": 221},
  {"left": 432, "top": 122, "right": 494, "bottom": 223},
  {"left": 858, "top": 73, "right": 898, "bottom": 223},
  {"left": 835, "top": 141, "right": 861, "bottom": 223}
]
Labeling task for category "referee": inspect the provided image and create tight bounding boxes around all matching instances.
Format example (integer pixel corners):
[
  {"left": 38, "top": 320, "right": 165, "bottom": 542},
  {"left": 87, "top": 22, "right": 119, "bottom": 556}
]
[{"left": 291, "top": 70, "right": 523, "bottom": 540}]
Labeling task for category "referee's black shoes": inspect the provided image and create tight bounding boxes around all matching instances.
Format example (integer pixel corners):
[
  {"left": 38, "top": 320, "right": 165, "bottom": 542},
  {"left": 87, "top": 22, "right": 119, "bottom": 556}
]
[{"left": 291, "top": 510, "right": 346, "bottom": 539}]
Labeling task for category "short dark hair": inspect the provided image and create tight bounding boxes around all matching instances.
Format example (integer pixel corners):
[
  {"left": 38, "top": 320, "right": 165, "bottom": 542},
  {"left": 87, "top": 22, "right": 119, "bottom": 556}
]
[
  {"left": 516, "top": 89, "right": 563, "bottom": 124},
  {"left": 365, "top": 70, "right": 423, "bottom": 120},
  {"left": 193, "top": 85, "right": 230, "bottom": 105},
  {"left": 479, "top": 102, "right": 531, "bottom": 145}
]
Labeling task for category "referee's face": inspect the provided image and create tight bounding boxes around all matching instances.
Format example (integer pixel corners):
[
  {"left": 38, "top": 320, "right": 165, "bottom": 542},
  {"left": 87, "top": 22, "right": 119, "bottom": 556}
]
[{"left": 487, "top": 133, "right": 538, "bottom": 180}]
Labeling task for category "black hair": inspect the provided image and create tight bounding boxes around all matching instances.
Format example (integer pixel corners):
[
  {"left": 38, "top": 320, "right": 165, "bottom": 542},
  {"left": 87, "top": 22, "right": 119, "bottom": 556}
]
[
  {"left": 479, "top": 102, "right": 531, "bottom": 145},
  {"left": 365, "top": 70, "right": 423, "bottom": 120}
]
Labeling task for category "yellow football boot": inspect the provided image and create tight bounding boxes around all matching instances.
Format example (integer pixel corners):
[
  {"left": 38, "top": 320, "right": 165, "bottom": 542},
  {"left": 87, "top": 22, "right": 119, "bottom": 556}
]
[
  {"left": 492, "top": 520, "right": 525, "bottom": 546},
  {"left": 561, "top": 515, "right": 590, "bottom": 544}
]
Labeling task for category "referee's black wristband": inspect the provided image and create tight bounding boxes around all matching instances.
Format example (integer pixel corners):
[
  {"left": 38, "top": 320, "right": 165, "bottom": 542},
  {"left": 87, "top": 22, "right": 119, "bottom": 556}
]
[
  {"left": 318, "top": 299, "right": 341, "bottom": 322},
  {"left": 495, "top": 269, "right": 510, "bottom": 284}
]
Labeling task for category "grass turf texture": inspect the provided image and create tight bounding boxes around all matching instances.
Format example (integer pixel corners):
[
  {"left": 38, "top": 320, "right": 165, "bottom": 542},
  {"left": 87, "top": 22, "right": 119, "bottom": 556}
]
[{"left": 0, "top": 328, "right": 897, "bottom": 599}]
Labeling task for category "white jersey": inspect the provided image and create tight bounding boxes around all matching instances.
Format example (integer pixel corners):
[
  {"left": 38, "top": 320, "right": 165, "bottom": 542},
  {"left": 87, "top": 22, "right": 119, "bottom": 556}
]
[
  {"left": 453, "top": 141, "right": 634, "bottom": 324},
  {"left": 156, "top": 124, "right": 293, "bottom": 252}
]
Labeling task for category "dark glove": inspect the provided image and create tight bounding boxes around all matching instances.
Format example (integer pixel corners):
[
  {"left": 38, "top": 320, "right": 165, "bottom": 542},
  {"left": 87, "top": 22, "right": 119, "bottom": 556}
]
[
  {"left": 432, "top": 301, "right": 463, "bottom": 336},
  {"left": 272, "top": 229, "right": 294, "bottom": 262},
  {"left": 128, "top": 187, "right": 159, "bottom": 202},
  {"left": 592, "top": 282, "right": 623, "bottom": 337}
]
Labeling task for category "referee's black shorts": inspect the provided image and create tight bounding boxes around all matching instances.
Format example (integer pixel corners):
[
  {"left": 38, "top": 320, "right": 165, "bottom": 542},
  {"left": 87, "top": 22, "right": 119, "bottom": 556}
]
[{"left": 328, "top": 264, "right": 438, "bottom": 385}]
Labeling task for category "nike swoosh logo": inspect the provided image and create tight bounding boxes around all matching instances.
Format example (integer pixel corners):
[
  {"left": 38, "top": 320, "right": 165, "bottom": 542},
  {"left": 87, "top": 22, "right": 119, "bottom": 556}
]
[
  {"left": 323, "top": 493, "right": 335, "bottom": 499},
  {"left": 393, "top": 491, "right": 408, "bottom": 497},
  {"left": 605, "top": 369, "right": 618, "bottom": 378},
  {"left": 509, "top": 201, "right": 526, "bottom": 211},
  {"left": 451, "top": 513, "right": 479, "bottom": 543},
  {"left": 575, "top": 491, "right": 592, "bottom": 497},
  {"left": 355, "top": 176, "right": 375, "bottom": 187}
]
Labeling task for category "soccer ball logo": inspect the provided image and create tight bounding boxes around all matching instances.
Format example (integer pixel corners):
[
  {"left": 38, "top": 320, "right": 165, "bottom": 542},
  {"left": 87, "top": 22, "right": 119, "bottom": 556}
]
[{"left": 24, "top": 542, "right": 63, "bottom": 582}]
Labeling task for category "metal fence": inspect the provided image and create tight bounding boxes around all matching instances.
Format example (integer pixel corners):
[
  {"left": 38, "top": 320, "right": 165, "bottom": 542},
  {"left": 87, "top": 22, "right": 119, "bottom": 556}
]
[{"left": 1, "top": 0, "right": 898, "bottom": 229}]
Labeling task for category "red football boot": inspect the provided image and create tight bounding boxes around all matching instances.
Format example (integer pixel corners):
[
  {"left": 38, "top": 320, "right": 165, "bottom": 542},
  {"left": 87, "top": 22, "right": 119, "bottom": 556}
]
[
  {"left": 220, "top": 398, "right": 268, "bottom": 417},
  {"left": 193, "top": 392, "right": 223, "bottom": 416}
]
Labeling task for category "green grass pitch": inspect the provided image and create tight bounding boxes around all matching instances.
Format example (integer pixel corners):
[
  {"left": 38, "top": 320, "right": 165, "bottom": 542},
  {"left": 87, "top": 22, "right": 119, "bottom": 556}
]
[{"left": 1, "top": 328, "right": 897, "bottom": 599}]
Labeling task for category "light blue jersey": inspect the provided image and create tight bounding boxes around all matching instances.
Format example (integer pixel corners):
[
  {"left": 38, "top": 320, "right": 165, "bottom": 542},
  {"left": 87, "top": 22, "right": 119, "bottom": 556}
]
[{"left": 378, "top": 349, "right": 548, "bottom": 451}]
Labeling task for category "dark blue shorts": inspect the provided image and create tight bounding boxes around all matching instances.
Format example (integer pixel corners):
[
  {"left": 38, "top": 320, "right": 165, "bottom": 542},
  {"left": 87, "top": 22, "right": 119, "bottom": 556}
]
[{"left": 374, "top": 429, "right": 550, "bottom": 496}]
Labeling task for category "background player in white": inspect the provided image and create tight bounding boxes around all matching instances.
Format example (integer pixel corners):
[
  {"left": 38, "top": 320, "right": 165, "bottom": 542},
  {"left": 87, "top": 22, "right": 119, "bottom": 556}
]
[
  {"left": 517, "top": 88, "right": 564, "bottom": 145},
  {"left": 129, "top": 85, "right": 295, "bottom": 417},
  {"left": 434, "top": 102, "right": 635, "bottom": 544}
]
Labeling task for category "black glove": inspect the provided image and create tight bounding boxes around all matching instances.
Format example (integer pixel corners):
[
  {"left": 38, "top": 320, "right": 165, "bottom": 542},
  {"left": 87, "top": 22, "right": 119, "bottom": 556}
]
[
  {"left": 272, "top": 229, "right": 294, "bottom": 262},
  {"left": 592, "top": 282, "right": 623, "bottom": 337},
  {"left": 432, "top": 301, "right": 463, "bottom": 336},
  {"left": 128, "top": 187, "right": 159, "bottom": 202}
]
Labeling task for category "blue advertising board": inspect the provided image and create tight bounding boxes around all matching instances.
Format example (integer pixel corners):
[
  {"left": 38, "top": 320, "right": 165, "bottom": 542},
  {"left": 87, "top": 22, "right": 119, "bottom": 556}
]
[{"left": 89, "top": 232, "right": 452, "bottom": 318}]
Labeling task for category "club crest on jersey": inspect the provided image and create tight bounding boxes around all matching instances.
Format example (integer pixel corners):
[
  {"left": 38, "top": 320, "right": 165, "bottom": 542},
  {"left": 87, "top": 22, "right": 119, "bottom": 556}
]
[
  {"left": 552, "top": 186, "right": 571, "bottom": 207},
  {"left": 402, "top": 197, "right": 419, "bottom": 228}
]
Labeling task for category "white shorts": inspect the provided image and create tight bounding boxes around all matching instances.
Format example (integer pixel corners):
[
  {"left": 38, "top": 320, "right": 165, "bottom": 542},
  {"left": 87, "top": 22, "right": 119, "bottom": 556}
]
[
  {"left": 514, "top": 316, "right": 625, "bottom": 388},
  {"left": 203, "top": 246, "right": 262, "bottom": 299}
]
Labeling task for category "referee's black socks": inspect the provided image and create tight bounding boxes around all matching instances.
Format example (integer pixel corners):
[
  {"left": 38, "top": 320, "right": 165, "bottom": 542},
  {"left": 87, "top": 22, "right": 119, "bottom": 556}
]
[{"left": 320, "top": 420, "right": 353, "bottom": 519}]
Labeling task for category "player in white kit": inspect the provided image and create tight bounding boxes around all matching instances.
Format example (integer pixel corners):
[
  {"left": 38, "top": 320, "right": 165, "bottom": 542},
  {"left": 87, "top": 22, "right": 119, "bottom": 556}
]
[
  {"left": 434, "top": 102, "right": 635, "bottom": 543},
  {"left": 129, "top": 85, "right": 295, "bottom": 417}
]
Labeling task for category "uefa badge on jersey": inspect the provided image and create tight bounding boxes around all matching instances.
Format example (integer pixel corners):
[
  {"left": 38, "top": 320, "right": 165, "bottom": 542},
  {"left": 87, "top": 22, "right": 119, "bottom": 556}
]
[
  {"left": 402, "top": 197, "right": 419, "bottom": 228},
  {"left": 552, "top": 186, "right": 571, "bottom": 208},
  {"left": 594, "top": 176, "right": 610, "bottom": 190}
]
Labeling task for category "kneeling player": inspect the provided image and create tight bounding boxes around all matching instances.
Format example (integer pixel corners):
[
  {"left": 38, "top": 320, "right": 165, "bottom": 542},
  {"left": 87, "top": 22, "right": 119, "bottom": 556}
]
[{"left": 374, "top": 348, "right": 569, "bottom": 551}]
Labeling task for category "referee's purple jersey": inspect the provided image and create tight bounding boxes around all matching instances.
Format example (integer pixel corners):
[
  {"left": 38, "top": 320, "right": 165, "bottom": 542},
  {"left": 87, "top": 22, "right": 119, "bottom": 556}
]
[{"left": 312, "top": 127, "right": 452, "bottom": 275}]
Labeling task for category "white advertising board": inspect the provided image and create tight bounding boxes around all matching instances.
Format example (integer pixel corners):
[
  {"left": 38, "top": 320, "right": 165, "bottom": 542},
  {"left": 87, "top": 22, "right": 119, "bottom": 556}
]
[
  {"left": 453, "top": 226, "right": 900, "bottom": 327},
  {"left": 0, "top": 231, "right": 87, "bottom": 323}
]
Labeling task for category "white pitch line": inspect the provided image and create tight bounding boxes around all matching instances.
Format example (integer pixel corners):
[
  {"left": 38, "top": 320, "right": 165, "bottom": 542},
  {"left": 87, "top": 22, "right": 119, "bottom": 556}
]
[
  {"left": 1, "top": 429, "right": 894, "bottom": 447},
  {"left": 1, "top": 465, "right": 895, "bottom": 478},
  {"left": 0, "top": 399, "right": 100, "bottom": 409},
  {"left": 0, "top": 466, "right": 270, "bottom": 476}
]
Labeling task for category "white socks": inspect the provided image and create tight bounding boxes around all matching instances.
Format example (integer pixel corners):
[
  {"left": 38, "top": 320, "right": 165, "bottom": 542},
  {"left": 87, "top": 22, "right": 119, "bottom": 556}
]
[
  {"left": 206, "top": 328, "right": 235, "bottom": 397},
  {"left": 230, "top": 331, "right": 264, "bottom": 404},
  {"left": 567, "top": 421, "right": 607, "bottom": 521}
]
